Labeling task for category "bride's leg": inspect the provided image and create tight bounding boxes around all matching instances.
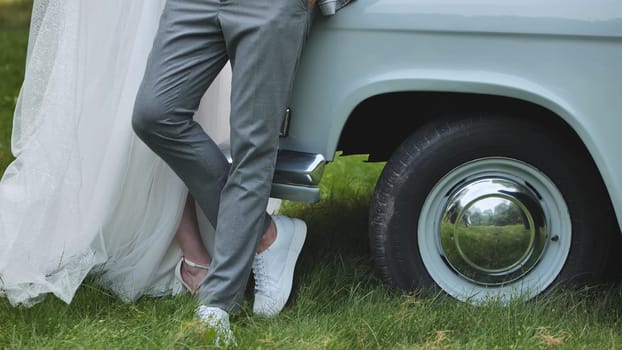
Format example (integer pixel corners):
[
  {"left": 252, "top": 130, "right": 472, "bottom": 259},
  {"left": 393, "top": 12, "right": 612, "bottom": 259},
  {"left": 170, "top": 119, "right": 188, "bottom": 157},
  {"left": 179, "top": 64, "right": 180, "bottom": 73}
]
[{"left": 177, "top": 194, "right": 211, "bottom": 290}]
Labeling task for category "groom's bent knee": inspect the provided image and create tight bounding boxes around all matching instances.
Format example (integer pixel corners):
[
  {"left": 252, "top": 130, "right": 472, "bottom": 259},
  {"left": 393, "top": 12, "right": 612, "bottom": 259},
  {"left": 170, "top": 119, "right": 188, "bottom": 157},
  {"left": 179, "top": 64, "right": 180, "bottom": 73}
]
[{"left": 132, "top": 90, "right": 165, "bottom": 143}]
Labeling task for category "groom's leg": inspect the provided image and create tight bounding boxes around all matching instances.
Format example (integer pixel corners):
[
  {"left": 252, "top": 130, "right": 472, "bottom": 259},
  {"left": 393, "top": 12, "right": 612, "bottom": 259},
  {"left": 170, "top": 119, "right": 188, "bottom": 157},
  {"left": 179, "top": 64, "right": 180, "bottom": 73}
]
[
  {"left": 198, "top": 0, "right": 312, "bottom": 312},
  {"left": 132, "top": 0, "right": 229, "bottom": 227}
]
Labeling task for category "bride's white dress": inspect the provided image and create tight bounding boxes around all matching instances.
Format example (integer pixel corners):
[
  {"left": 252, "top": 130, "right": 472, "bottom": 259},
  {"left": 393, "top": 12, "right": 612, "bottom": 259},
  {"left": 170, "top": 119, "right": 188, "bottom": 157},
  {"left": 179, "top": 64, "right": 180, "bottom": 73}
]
[{"left": 0, "top": 0, "right": 250, "bottom": 306}]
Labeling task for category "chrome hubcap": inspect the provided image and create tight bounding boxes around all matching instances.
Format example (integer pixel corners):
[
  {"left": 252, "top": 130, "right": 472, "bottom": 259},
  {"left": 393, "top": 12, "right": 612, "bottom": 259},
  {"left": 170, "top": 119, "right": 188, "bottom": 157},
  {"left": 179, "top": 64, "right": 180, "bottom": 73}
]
[
  {"left": 418, "top": 157, "right": 571, "bottom": 302},
  {"left": 440, "top": 178, "right": 547, "bottom": 285}
]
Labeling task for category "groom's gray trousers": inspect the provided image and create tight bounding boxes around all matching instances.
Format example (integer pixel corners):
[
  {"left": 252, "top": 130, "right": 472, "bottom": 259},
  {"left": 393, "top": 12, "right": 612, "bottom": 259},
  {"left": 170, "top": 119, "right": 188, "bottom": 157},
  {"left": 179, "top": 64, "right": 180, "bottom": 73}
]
[{"left": 132, "top": 0, "right": 312, "bottom": 312}]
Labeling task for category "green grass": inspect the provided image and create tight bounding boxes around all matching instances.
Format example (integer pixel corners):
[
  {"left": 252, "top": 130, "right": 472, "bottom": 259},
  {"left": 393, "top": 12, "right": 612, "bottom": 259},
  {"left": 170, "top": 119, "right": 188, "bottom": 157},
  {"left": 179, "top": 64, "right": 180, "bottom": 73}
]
[
  {"left": 2, "top": 22, "right": 622, "bottom": 349},
  {"left": 0, "top": 29, "right": 27, "bottom": 170},
  {"left": 0, "top": 1, "right": 31, "bottom": 29}
]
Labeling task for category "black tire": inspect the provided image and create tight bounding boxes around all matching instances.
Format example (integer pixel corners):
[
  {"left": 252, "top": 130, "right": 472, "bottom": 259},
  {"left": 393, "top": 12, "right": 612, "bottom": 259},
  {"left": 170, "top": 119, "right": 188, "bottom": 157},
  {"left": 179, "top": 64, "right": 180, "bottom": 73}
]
[{"left": 369, "top": 114, "right": 615, "bottom": 301}]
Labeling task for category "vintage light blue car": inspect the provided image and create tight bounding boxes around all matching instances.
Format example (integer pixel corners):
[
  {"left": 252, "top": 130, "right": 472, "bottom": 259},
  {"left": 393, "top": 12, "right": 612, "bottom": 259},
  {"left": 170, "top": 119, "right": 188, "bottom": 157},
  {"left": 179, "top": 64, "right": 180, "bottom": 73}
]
[{"left": 272, "top": 0, "right": 622, "bottom": 302}]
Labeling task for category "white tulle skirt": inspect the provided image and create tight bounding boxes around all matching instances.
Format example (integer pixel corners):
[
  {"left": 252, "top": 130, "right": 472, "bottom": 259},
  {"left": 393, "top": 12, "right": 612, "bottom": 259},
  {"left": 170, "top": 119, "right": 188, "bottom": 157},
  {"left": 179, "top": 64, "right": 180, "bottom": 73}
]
[{"left": 0, "top": 0, "right": 243, "bottom": 306}]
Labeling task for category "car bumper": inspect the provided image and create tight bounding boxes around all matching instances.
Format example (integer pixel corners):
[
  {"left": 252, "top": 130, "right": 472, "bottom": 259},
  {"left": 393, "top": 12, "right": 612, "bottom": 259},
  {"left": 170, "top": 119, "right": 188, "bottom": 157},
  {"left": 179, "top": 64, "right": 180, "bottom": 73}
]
[{"left": 271, "top": 150, "right": 326, "bottom": 202}]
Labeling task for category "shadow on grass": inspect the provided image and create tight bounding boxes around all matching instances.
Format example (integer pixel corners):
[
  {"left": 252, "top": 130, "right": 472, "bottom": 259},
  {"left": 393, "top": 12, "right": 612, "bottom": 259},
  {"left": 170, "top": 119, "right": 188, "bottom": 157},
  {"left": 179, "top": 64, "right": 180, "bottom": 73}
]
[{"left": 279, "top": 154, "right": 385, "bottom": 287}]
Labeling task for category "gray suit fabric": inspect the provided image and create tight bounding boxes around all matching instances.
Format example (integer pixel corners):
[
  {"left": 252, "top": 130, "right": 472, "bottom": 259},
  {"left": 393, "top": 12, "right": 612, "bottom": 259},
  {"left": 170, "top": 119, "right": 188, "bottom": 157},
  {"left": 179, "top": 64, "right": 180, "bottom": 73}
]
[{"left": 132, "top": 0, "right": 311, "bottom": 312}]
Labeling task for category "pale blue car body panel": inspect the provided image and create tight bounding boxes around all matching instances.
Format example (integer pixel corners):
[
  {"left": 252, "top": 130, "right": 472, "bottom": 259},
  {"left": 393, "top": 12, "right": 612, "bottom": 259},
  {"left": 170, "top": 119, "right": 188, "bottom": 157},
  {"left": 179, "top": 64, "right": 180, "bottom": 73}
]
[{"left": 282, "top": 0, "right": 622, "bottom": 230}]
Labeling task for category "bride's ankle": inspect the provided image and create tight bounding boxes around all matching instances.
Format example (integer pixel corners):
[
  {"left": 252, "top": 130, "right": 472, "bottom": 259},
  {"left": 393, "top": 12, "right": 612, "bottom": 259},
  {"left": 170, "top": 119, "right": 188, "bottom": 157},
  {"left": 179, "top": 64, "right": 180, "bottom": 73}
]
[
  {"left": 182, "top": 261, "right": 208, "bottom": 277},
  {"left": 181, "top": 262, "right": 208, "bottom": 290}
]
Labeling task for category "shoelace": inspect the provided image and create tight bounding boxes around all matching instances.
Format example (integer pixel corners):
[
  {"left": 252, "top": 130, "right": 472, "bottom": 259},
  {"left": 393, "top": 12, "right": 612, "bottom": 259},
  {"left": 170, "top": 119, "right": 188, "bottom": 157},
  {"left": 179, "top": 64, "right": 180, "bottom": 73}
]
[{"left": 252, "top": 254, "right": 268, "bottom": 295}]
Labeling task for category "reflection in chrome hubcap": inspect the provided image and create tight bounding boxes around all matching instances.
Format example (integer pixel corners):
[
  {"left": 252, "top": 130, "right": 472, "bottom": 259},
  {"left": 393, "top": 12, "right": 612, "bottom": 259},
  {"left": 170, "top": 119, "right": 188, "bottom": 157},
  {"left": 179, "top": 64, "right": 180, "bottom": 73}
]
[
  {"left": 419, "top": 157, "right": 571, "bottom": 302},
  {"left": 440, "top": 179, "right": 547, "bottom": 285}
]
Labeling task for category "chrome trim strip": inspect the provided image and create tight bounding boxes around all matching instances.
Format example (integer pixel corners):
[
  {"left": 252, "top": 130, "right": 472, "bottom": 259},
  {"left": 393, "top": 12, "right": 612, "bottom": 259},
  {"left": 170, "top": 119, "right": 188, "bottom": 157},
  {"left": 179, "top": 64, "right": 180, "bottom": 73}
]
[
  {"left": 279, "top": 108, "right": 291, "bottom": 137},
  {"left": 270, "top": 183, "right": 321, "bottom": 203},
  {"left": 273, "top": 150, "right": 326, "bottom": 187}
]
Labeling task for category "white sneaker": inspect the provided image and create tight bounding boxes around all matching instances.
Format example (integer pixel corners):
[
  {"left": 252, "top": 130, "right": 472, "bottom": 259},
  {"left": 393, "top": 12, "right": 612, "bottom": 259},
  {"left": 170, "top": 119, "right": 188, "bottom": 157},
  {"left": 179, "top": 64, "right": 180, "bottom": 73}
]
[
  {"left": 252, "top": 215, "right": 307, "bottom": 317},
  {"left": 195, "top": 305, "right": 237, "bottom": 347}
]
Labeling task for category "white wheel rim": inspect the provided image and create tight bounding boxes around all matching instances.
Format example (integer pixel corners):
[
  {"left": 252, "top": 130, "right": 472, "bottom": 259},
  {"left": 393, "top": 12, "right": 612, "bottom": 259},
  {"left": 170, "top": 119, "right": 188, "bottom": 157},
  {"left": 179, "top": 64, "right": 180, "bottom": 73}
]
[{"left": 418, "top": 157, "right": 571, "bottom": 303}]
